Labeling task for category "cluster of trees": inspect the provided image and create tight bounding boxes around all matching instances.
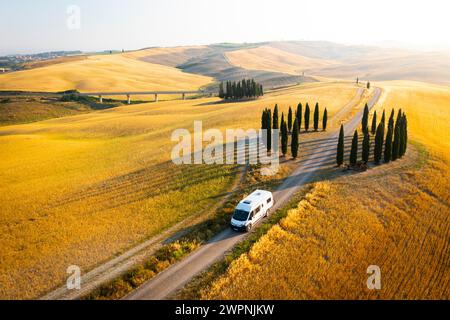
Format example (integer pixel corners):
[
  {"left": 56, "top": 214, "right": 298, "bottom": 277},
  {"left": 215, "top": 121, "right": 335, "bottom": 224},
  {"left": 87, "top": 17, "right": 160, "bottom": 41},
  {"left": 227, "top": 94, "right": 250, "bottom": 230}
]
[
  {"left": 337, "top": 108, "right": 408, "bottom": 166},
  {"left": 261, "top": 102, "right": 327, "bottom": 159},
  {"left": 219, "top": 79, "right": 264, "bottom": 100},
  {"left": 262, "top": 105, "right": 299, "bottom": 157},
  {"left": 286, "top": 102, "right": 328, "bottom": 133}
]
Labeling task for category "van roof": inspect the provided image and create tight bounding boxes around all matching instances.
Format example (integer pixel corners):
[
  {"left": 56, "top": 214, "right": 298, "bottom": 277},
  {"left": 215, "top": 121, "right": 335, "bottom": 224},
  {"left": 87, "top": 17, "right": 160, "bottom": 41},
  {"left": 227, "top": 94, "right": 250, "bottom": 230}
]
[{"left": 237, "top": 190, "right": 272, "bottom": 211}]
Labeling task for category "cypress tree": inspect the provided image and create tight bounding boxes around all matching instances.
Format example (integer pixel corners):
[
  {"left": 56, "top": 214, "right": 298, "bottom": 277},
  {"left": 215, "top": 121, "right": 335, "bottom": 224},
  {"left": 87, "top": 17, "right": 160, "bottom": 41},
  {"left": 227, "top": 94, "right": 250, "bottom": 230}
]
[
  {"left": 296, "top": 103, "right": 302, "bottom": 131},
  {"left": 384, "top": 122, "right": 393, "bottom": 163},
  {"left": 261, "top": 109, "right": 268, "bottom": 131},
  {"left": 392, "top": 120, "right": 401, "bottom": 161},
  {"left": 395, "top": 109, "right": 402, "bottom": 129},
  {"left": 261, "top": 109, "right": 272, "bottom": 151},
  {"left": 273, "top": 104, "right": 279, "bottom": 130},
  {"left": 362, "top": 103, "right": 369, "bottom": 133},
  {"left": 350, "top": 130, "right": 359, "bottom": 166},
  {"left": 322, "top": 108, "right": 328, "bottom": 131},
  {"left": 389, "top": 109, "right": 395, "bottom": 129},
  {"left": 288, "top": 107, "right": 293, "bottom": 133},
  {"left": 267, "top": 109, "right": 272, "bottom": 151},
  {"left": 374, "top": 122, "right": 384, "bottom": 164},
  {"left": 337, "top": 125, "right": 345, "bottom": 166},
  {"left": 291, "top": 119, "right": 299, "bottom": 159},
  {"left": 281, "top": 120, "right": 288, "bottom": 157},
  {"left": 397, "top": 113, "right": 408, "bottom": 159},
  {"left": 236, "top": 82, "right": 242, "bottom": 99},
  {"left": 304, "top": 103, "right": 310, "bottom": 132},
  {"left": 381, "top": 110, "right": 386, "bottom": 128},
  {"left": 219, "top": 82, "right": 224, "bottom": 99},
  {"left": 401, "top": 113, "right": 408, "bottom": 156},
  {"left": 362, "top": 131, "right": 370, "bottom": 163},
  {"left": 314, "top": 103, "right": 320, "bottom": 131},
  {"left": 371, "top": 111, "right": 377, "bottom": 135}
]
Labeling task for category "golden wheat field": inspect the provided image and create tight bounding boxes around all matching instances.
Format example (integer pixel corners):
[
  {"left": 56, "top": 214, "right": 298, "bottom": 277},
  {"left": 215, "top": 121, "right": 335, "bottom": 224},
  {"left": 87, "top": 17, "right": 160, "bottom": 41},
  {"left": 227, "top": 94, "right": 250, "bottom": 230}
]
[
  {"left": 0, "top": 82, "right": 358, "bottom": 299},
  {"left": 203, "top": 81, "right": 450, "bottom": 300},
  {"left": 0, "top": 53, "right": 212, "bottom": 99}
]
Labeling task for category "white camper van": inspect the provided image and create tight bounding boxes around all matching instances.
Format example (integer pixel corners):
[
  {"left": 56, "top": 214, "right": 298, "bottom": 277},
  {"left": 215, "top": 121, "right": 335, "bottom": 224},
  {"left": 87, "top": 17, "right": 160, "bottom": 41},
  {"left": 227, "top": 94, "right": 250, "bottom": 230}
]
[{"left": 230, "top": 190, "right": 274, "bottom": 232}]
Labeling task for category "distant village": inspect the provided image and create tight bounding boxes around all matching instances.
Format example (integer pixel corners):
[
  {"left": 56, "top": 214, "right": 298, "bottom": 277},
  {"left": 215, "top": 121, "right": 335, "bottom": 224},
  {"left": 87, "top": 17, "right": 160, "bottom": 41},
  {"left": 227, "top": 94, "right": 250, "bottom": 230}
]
[{"left": 0, "top": 51, "right": 82, "bottom": 72}]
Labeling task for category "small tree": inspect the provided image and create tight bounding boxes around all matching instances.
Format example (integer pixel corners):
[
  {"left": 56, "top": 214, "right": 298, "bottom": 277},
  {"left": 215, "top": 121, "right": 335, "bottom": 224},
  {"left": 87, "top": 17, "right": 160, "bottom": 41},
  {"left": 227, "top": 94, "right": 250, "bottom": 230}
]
[
  {"left": 337, "top": 125, "right": 345, "bottom": 166},
  {"left": 296, "top": 103, "right": 303, "bottom": 131},
  {"left": 322, "top": 108, "right": 328, "bottom": 131},
  {"left": 398, "top": 117, "right": 404, "bottom": 159},
  {"left": 288, "top": 107, "right": 293, "bottom": 133},
  {"left": 389, "top": 109, "right": 395, "bottom": 129},
  {"left": 392, "top": 121, "right": 401, "bottom": 161},
  {"left": 362, "top": 131, "right": 370, "bottom": 163},
  {"left": 273, "top": 104, "right": 279, "bottom": 130},
  {"left": 267, "top": 109, "right": 272, "bottom": 152},
  {"left": 281, "top": 120, "right": 288, "bottom": 157},
  {"left": 384, "top": 123, "right": 393, "bottom": 163},
  {"left": 374, "top": 122, "right": 384, "bottom": 164},
  {"left": 314, "top": 103, "right": 320, "bottom": 131},
  {"left": 261, "top": 109, "right": 272, "bottom": 152},
  {"left": 350, "top": 130, "right": 359, "bottom": 166},
  {"left": 371, "top": 111, "right": 377, "bottom": 135},
  {"left": 401, "top": 113, "right": 408, "bottom": 157},
  {"left": 291, "top": 119, "right": 299, "bottom": 159},
  {"left": 304, "top": 103, "right": 310, "bottom": 132},
  {"left": 219, "top": 82, "right": 225, "bottom": 99},
  {"left": 362, "top": 103, "right": 369, "bottom": 133},
  {"left": 367, "top": 82, "right": 371, "bottom": 89}
]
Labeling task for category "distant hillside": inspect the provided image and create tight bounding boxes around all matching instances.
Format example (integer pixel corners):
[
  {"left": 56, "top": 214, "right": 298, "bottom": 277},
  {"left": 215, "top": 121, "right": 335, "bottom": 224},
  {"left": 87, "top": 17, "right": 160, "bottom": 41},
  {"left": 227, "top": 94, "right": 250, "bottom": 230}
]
[
  {"left": 0, "top": 53, "right": 213, "bottom": 96},
  {"left": 1, "top": 41, "right": 449, "bottom": 94}
]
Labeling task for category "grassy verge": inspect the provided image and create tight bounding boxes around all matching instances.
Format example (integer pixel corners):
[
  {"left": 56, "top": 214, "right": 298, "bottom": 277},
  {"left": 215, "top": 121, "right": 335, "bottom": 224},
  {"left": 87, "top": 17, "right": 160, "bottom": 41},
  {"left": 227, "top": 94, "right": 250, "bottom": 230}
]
[
  {"left": 0, "top": 92, "right": 149, "bottom": 126},
  {"left": 83, "top": 161, "right": 298, "bottom": 300},
  {"left": 175, "top": 185, "right": 313, "bottom": 300}
]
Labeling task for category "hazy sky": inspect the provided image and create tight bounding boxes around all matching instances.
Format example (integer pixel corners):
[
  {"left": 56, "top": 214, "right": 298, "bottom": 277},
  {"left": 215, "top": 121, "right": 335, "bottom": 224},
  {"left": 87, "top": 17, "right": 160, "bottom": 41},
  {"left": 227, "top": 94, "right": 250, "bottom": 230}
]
[{"left": 1, "top": 0, "right": 449, "bottom": 55}]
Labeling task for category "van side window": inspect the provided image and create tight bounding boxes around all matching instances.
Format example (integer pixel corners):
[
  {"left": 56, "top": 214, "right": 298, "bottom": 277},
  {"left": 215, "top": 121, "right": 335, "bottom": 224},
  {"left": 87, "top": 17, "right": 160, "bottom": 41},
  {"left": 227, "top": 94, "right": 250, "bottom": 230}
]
[
  {"left": 255, "top": 206, "right": 261, "bottom": 214},
  {"left": 267, "top": 198, "right": 272, "bottom": 204}
]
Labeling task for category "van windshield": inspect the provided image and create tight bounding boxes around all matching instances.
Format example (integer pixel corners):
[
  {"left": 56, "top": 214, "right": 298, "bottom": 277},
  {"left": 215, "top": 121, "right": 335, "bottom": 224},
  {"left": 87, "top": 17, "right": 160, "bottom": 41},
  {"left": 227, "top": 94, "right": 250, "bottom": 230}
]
[{"left": 233, "top": 209, "right": 250, "bottom": 221}]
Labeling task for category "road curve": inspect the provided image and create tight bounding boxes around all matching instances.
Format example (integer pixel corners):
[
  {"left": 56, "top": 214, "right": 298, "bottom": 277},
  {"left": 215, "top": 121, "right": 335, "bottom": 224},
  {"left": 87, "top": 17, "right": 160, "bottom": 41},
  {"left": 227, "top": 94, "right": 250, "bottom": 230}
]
[{"left": 124, "top": 87, "right": 382, "bottom": 300}]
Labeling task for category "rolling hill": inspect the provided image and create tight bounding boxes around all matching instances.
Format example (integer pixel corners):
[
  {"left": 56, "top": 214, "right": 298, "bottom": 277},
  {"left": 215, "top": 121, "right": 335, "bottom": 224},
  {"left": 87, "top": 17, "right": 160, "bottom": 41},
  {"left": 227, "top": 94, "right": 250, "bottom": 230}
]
[
  {"left": 0, "top": 53, "right": 213, "bottom": 97},
  {"left": 225, "top": 45, "right": 335, "bottom": 75}
]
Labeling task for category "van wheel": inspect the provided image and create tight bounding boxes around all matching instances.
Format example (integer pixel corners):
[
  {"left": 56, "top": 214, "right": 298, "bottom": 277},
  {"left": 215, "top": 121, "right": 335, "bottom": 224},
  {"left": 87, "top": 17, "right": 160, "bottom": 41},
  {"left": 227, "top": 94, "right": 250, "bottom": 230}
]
[{"left": 246, "top": 224, "right": 253, "bottom": 232}]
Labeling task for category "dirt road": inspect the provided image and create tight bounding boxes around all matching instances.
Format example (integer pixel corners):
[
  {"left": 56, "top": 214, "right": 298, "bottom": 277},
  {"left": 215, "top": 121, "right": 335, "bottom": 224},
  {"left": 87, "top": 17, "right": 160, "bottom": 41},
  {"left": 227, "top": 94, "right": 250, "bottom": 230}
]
[{"left": 124, "top": 87, "right": 382, "bottom": 300}]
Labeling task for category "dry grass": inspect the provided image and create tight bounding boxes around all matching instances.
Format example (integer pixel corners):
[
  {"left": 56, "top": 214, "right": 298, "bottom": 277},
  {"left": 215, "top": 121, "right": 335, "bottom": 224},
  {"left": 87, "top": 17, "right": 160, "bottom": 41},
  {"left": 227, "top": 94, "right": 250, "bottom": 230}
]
[
  {"left": 203, "top": 81, "right": 450, "bottom": 300},
  {"left": 0, "top": 54, "right": 213, "bottom": 100},
  {"left": 226, "top": 45, "right": 335, "bottom": 75},
  {"left": 0, "top": 83, "right": 358, "bottom": 299}
]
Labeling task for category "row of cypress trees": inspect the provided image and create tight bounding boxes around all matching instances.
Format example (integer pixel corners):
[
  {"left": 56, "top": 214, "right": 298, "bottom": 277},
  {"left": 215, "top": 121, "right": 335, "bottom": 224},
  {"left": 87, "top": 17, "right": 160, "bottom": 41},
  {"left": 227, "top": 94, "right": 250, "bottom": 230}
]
[
  {"left": 261, "top": 105, "right": 302, "bottom": 158},
  {"left": 286, "top": 102, "right": 328, "bottom": 133},
  {"left": 337, "top": 108, "right": 408, "bottom": 166},
  {"left": 219, "top": 79, "right": 264, "bottom": 100},
  {"left": 261, "top": 103, "right": 329, "bottom": 158}
]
